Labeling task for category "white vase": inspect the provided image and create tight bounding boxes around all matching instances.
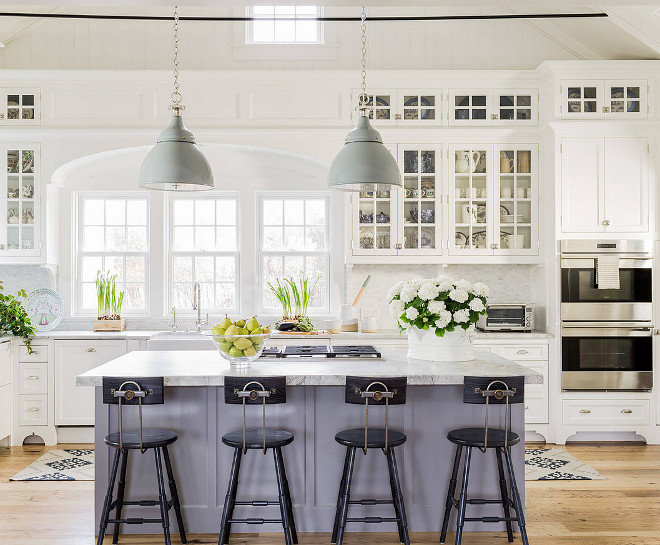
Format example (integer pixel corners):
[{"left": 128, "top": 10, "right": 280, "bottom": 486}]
[{"left": 407, "top": 327, "right": 475, "bottom": 362}]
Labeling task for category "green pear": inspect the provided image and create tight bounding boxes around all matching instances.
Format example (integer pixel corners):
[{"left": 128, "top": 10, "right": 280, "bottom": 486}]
[
  {"left": 249, "top": 328, "right": 263, "bottom": 341},
  {"left": 238, "top": 327, "right": 250, "bottom": 336},
  {"left": 225, "top": 324, "right": 240, "bottom": 340},
  {"left": 246, "top": 316, "right": 260, "bottom": 332},
  {"left": 233, "top": 337, "right": 253, "bottom": 351},
  {"left": 219, "top": 341, "right": 233, "bottom": 354},
  {"left": 253, "top": 341, "right": 263, "bottom": 351},
  {"left": 243, "top": 346, "right": 257, "bottom": 358},
  {"left": 263, "top": 325, "right": 271, "bottom": 334},
  {"left": 228, "top": 346, "right": 244, "bottom": 358},
  {"left": 219, "top": 315, "right": 232, "bottom": 330},
  {"left": 212, "top": 326, "right": 226, "bottom": 335},
  {"left": 235, "top": 319, "right": 246, "bottom": 328}
]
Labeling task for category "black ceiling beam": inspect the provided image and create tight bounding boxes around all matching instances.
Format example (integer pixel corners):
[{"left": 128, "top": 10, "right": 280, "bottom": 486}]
[{"left": 0, "top": 12, "right": 608, "bottom": 23}]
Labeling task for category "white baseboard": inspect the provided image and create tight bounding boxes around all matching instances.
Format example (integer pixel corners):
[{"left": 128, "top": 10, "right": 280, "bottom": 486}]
[{"left": 57, "top": 426, "right": 95, "bottom": 444}]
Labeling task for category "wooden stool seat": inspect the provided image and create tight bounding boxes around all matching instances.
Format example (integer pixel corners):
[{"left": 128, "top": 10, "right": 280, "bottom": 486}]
[
  {"left": 335, "top": 428, "right": 407, "bottom": 449},
  {"left": 447, "top": 428, "right": 521, "bottom": 448},
  {"left": 105, "top": 429, "right": 179, "bottom": 449},
  {"left": 222, "top": 429, "right": 294, "bottom": 449}
]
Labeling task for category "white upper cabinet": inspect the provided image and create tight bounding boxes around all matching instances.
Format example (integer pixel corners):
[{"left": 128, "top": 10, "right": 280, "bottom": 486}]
[
  {"left": 561, "top": 80, "right": 648, "bottom": 120},
  {"left": 353, "top": 89, "right": 442, "bottom": 126},
  {"left": 561, "top": 137, "right": 648, "bottom": 233},
  {"left": 0, "top": 89, "right": 40, "bottom": 125},
  {"left": 449, "top": 89, "right": 538, "bottom": 127},
  {"left": 0, "top": 144, "right": 40, "bottom": 257}
]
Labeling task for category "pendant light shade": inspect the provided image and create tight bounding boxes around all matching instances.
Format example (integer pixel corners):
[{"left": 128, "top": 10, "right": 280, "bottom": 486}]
[
  {"left": 327, "top": 116, "right": 402, "bottom": 191},
  {"left": 138, "top": 109, "right": 213, "bottom": 191}
]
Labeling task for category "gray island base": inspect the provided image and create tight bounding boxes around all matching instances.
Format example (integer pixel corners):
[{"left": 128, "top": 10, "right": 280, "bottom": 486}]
[{"left": 79, "top": 348, "right": 542, "bottom": 535}]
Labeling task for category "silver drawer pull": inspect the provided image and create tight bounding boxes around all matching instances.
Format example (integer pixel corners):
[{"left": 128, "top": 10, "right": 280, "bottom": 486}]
[
  {"left": 27, "top": 375, "right": 39, "bottom": 380},
  {"left": 525, "top": 405, "right": 529, "bottom": 410},
  {"left": 579, "top": 409, "right": 591, "bottom": 414},
  {"left": 27, "top": 407, "right": 40, "bottom": 412},
  {"left": 85, "top": 348, "right": 97, "bottom": 353},
  {"left": 621, "top": 409, "right": 633, "bottom": 414},
  {"left": 32, "top": 351, "right": 39, "bottom": 355},
  {"left": 517, "top": 349, "right": 528, "bottom": 355}
]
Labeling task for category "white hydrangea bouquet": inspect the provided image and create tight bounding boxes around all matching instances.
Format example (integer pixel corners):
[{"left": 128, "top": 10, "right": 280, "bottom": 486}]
[{"left": 388, "top": 276, "right": 489, "bottom": 337}]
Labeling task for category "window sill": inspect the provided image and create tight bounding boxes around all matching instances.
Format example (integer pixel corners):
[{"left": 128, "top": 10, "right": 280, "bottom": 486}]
[{"left": 232, "top": 43, "right": 339, "bottom": 62}]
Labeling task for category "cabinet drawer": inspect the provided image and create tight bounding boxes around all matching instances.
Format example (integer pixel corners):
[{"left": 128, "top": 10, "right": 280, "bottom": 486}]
[
  {"left": 562, "top": 399, "right": 650, "bottom": 426},
  {"left": 19, "top": 345, "right": 48, "bottom": 363},
  {"left": 524, "top": 393, "right": 548, "bottom": 424},
  {"left": 19, "top": 394, "right": 48, "bottom": 426},
  {"left": 498, "top": 344, "right": 548, "bottom": 361},
  {"left": 19, "top": 363, "right": 47, "bottom": 394},
  {"left": 473, "top": 343, "right": 497, "bottom": 353},
  {"left": 0, "top": 384, "right": 10, "bottom": 439}
]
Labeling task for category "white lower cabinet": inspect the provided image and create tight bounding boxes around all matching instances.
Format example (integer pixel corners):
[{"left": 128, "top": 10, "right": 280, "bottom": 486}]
[
  {"left": 0, "top": 340, "right": 11, "bottom": 441},
  {"left": 19, "top": 394, "right": 48, "bottom": 426},
  {"left": 562, "top": 398, "right": 650, "bottom": 427},
  {"left": 54, "top": 340, "right": 127, "bottom": 426}
]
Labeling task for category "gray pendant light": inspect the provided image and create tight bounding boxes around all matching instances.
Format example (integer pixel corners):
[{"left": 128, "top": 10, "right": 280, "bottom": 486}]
[
  {"left": 328, "top": 8, "right": 401, "bottom": 192},
  {"left": 138, "top": 6, "right": 213, "bottom": 191}
]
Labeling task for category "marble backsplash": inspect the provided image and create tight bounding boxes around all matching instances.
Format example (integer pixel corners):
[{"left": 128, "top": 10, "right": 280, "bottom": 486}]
[
  {"left": 0, "top": 265, "right": 53, "bottom": 296},
  {"left": 347, "top": 264, "right": 534, "bottom": 330}
]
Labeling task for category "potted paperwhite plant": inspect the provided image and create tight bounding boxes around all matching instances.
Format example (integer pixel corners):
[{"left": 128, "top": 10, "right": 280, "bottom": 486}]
[
  {"left": 388, "top": 276, "right": 489, "bottom": 362},
  {"left": 93, "top": 271, "right": 126, "bottom": 331}
]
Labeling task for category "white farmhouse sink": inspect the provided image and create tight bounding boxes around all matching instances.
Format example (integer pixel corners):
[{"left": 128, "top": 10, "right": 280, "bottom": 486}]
[{"left": 147, "top": 331, "right": 215, "bottom": 351}]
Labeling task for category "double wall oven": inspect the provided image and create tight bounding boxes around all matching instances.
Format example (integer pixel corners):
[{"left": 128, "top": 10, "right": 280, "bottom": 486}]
[{"left": 560, "top": 240, "right": 653, "bottom": 391}]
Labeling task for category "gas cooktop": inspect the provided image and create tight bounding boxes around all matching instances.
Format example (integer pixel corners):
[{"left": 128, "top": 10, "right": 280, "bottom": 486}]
[{"left": 260, "top": 345, "right": 381, "bottom": 359}]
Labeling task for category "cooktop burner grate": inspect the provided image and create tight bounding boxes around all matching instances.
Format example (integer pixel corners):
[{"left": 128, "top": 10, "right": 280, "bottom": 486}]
[
  {"left": 331, "top": 345, "right": 382, "bottom": 358},
  {"left": 281, "top": 345, "right": 332, "bottom": 358},
  {"left": 260, "top": 347, "right": 282, "bottom": 358}
]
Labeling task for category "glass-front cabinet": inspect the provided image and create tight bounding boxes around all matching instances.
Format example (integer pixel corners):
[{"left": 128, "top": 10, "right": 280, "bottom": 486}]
[
  {"left": 352, "top": 89, "right": 442, "bottom": 126},
  {"left": 0, "top": 144, "right": 40, "bottom": 257},
  {"left": 0, "top": 89, "right": 40, "bottom": 125},
  {"left": 449, "top": 144, "right": 538, "bottom": 256},
  {"left": 449, "top": 89, "right": 538, "bottom": 126},
  {"left": 561, "top": 80, "right": 647, "bottom": 120},
  {"left": 354, "top": 183, "right": 399, "bottom": 256}
]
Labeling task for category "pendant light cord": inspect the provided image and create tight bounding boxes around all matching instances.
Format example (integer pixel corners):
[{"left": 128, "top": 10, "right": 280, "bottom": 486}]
[
  {"left": 358, "top": 7, "right": 368, "bottom": 117},
  {"left": 171, "top": 5, "right": 184, "bottom": 110}
]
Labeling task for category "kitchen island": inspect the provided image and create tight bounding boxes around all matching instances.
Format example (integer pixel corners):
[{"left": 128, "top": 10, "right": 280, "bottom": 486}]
[{"left": 78, "top": 347, "right": 542, "bottom": 535}]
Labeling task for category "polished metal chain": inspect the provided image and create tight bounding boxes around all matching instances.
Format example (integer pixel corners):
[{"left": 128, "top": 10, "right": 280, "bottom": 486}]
[
  {"left": 171, "top": 5, "right": 182, "bottom": 106},
  {"left": 358, "top": 7, "right": 368, "bottom": 110}
]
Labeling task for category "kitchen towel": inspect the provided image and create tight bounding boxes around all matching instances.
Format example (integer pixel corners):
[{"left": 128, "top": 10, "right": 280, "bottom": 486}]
[{"left": 596, "top": 255, "right": 620, "bottom": 290}]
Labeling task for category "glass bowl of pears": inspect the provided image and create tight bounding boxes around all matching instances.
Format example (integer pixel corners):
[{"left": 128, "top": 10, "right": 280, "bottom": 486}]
[{"left": 206, "top": 316, "right": 272, "bottom": 368}]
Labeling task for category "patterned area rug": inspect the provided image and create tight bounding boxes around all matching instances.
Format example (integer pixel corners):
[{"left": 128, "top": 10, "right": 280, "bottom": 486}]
[
  {"left": 525, "top": 448, "right": 604, "bottom": 480},
  {"left": 10, "top": 448, "right": 94, "bottom": 481}
]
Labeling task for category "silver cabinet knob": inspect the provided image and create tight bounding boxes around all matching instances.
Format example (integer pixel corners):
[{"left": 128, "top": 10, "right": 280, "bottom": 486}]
[
  {"left": 28, "top": 407, "right": 40, "bottom": 412},
  {"left": 490, "top": 243, "right": 498, "bottom": 249},
  {"left": 601, "top": 219, "right": 610, "bottom": 226},
  {"left": 85, "top": 348, "right": 97, "bottom": 353},
  {"left": 525, "top": 405, "right": 529, "bottom": 410},
  {"left": 621, "top": 409, "right": 633, "bottom": 414},
  {"left": 579, "top": 409, "right": 591, "bottom": 414},
  {"left": 394, "top": 243, "right": 402, "bottom": 250},
  {"left": 603, "top": 106, "right": 610, "bottom": 113}
]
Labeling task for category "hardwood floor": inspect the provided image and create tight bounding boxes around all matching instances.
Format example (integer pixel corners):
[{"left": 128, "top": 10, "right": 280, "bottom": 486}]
[{"left": 1, "top": 443, "right": 660, "bottom": 544}]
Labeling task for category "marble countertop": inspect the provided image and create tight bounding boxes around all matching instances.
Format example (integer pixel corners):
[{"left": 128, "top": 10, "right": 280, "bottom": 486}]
[
  {"left": 37, "top": 329, "right": 552, "bottom": 341},
  {"left": 77, "top": 348, "right": 543, "bottom": 387}
]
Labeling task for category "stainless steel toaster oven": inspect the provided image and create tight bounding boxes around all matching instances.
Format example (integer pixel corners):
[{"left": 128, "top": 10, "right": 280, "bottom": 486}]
[{"left": 477, "top": 304, "right": 534, "bottom": 332}]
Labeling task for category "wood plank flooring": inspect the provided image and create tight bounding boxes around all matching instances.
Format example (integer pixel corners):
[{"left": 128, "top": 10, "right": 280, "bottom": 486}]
[{"left": 1, "top": 443, "right": 659, "bottom": 544}]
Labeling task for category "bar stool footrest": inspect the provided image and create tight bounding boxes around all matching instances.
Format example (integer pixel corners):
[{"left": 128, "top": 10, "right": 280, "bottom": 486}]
[
  {"left": 464, "top": 516, "right": 519, "bottom": 523},
  {"left": 121, "top": 500, "right": 160, "bottom": 507},
  {"left": 234, "top": 500, "right": 280, "bottom": 506},
  {"left": 228, "top": 518, "right": 284, "bottom": 524},
  {"left": 466, "top": 498, "right": 506, "bottom": 505},
  {"left": 348, "top": 499, "right": 394, "bottom": 505},
  {"left": 107, "top": 517, "right": 164, "bottom": 525},
  {"left": 345, "top": 517, "right": 400, "bottom": 523}
]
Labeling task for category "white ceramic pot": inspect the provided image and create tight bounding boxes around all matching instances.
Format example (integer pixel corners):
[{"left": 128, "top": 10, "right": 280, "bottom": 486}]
[{"left": 407, "top": 327, "right": 475, "bottom": 362}]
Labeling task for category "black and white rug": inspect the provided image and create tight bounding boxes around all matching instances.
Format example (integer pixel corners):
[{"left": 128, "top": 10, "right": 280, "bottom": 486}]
[
  {"left": 10, "top": 448, "right": 94, "bottom": 481},
  {"left": 525, "top": 448, "right": 604, "bottom": 481}
]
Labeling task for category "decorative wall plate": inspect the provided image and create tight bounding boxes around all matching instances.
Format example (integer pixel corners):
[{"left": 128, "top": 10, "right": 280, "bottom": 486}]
[
  {"left": 455, "top": 231, "right": 468, "bottom": 246},
  {"left": 25, "top": 288, "right": 64, "bottom": 332},
  {"left": 476, "top": 204, "right": 486, "bottom": 223},
  {"left": 420, "top": 227, "right": 435, "bottom": 248},
  {"left": 471, "top": 231, "right": 487, "bottom": 247},
  {"left": 500, "top": 204, "right": 510, "bottom": 217}
]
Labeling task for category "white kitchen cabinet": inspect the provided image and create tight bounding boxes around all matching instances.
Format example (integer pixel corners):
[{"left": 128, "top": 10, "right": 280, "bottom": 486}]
[
  {"left": 562, "top": 398, "right": 650, "bottom": 426},
  {"left": 54, "top": 340, "right": 127, "bottom": 426},
  {"left": 0, "top": 340, "right": 11, "bottom": 441},
  {"left": 449, "top": 88, "right": 538, "bottom": 126},
  {"left": 0, "top": 143, "right": 40, "bottom": 257},
  {"left": 561, "top": 137, "right": 648, "bottom": 233},
  {"left": 353, "top": 89, "right": 442, "bottom": 126},
  {"left": 0, "top": 88, "right": 40, "bottom": 125},
  {"left": 562, "top": 80, "right": 647, "bottom": 120},
  {"left": 449, "top": 144, "right": 538, "bottom": 256}
]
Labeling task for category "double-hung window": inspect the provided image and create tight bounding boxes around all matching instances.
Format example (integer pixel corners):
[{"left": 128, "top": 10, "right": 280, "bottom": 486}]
[
  {"left": 247, "top": 6, "right": 323, "bottom": 44},
  {"left": 259, "top": 194, "right": 329, "bottom": 313},
  {"left": 167, "top": 194, "right": 240, "bottom": 313},
  {"left": 76, "top": 194, "right": 149, "bottom": 314}
]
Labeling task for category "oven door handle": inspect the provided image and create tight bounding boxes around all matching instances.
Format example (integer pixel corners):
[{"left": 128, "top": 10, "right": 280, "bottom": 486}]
[{"left": 561, "top": 324, "right": 654, "bottom": 337}]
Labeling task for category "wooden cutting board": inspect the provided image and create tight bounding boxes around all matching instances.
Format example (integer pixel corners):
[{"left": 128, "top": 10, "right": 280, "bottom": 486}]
[{"left": 274, "top": 330, "right": 329, "bottom": 335}]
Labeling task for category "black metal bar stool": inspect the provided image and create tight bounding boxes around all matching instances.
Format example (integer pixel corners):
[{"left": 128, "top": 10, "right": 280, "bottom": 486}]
[
  {"left": 218, "top": 376, "right": 297, "bottom": 545},
  {"left": 97, "top": 377, "right": 186, "bottom": 545},
  {"left": 440, "top": 376, "right": 528, "bottom": 545},
  {"left": 332, "top": 376, "right": 409, "bottom": 545}
]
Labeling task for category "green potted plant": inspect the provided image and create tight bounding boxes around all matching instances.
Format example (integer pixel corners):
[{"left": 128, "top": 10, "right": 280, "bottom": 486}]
[
  {"left": 93, "top": 271, "right": 126, "bottom": 331},
  {"left": 0, "top": 281, "right": 36, "bottom": 353},
  {"left": 267, "top": 273, "right": 320, "bottom": 332}
]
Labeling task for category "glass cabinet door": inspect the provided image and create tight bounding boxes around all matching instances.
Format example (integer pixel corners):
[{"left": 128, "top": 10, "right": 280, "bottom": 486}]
[
  {"left": 0, "top": 89, "right": 40, "bottom": 125},
  {"left": 603, "top": 80, "right": 647, "bottom": 119},
  {"left": 353, "top": 185, "right": 398, "bottom": 256},
  {"left": 398, "top": 146, "right": 442, "bottom": 255},
  {"left": 449, "top": 90, "right": 492, "bottom": 126},
  {"left": 397, "top": 91, "right": 440, "bottom": 125},
  {"left": 449, "top": 146, "right": 492, "bottom": 255},
  {"left": 562, "top": 81, "right": 603, "bottom": 119},
  {"left": 494, "top": 145, "right": 537, "bottom": 255},
  {"left": 352, "top": 90, "right": 397, "bottom": 126},
  {"left": 1, "top": 144, "right": 39, "bottom": 256},
  {"left": 493, "top": 89, "right": 538, "bottom": 126}
]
